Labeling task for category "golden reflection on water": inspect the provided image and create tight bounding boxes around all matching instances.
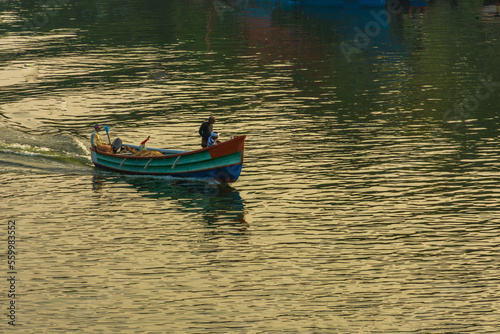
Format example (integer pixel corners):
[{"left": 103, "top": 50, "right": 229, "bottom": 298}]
[{"left": 2, "top": 0, "right": 500, "bottom": 333}]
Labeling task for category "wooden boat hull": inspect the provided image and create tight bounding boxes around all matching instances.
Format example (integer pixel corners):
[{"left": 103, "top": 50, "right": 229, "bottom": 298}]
[{"left": 90, "top": 135, "right": 245, "bottom": 182}]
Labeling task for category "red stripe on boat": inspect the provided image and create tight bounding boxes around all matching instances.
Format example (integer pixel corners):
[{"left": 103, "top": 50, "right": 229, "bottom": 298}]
[{"left": 208, "top": 136, "right": 245, "bottom": 159}]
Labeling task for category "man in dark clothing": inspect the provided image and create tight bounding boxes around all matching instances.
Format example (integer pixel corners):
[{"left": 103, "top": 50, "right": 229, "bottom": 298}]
[{"left": 199, "top": 115, "right": 216, "bottom": 148}]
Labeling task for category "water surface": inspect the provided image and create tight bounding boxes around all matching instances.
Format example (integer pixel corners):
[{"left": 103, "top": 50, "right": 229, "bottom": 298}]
[{"left": 2, "top": 0, "right": 500, "bottom": 333}]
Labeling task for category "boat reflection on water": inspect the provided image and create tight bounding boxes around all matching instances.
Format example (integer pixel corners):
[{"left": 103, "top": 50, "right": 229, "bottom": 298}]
[
  {"left": 409, "top": 0, "right": 429, "bottom": 19},
  {"left": 483, "top": 0, "right": 500, "bottom": 19},
  {"left": 91, "top": 170, "right": 248, "bottom": 235}
]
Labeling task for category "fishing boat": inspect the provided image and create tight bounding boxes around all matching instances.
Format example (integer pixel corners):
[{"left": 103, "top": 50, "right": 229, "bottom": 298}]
[{"left": 90, "top": 135, "right": 246, "bottom": 182}]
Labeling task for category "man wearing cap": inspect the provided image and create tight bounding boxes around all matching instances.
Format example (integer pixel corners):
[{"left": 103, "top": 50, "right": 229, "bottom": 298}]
[
  {"left": 199, "top": 115, "right": 216, "bottom": 148},
  {"left": 91, "top": 125, "right": 112, "bottom": 153}
]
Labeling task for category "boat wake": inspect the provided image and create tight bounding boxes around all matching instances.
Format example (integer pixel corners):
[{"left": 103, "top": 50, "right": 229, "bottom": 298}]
[{"left": 0, "top": 125, "right": 92, "bottom": 174}]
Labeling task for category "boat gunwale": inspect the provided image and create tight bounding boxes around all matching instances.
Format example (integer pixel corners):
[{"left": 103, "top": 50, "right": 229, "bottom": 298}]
[{"left": 90, "top": 135, "right": 246, "bottom": 160}]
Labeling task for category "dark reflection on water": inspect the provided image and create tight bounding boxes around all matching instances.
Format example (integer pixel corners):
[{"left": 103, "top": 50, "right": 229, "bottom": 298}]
[{"left": 92, "top": 170, "right": 249, "bottom": 234}]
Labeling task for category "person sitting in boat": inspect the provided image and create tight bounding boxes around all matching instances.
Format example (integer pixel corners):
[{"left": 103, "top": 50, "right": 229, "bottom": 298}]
[
  {"left": 91, "top": 124, "right": 112, "bottom": 153},
  {"left": 207, "top": 132, "right": 219, "bottom": 147},
  {"left": 199, "top": 115, "right": 216, "bottom": 148}
]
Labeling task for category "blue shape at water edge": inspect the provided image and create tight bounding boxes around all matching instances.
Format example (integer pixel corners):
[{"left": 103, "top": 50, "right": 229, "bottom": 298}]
[{"left": 296, "top": 0, "right": 386, "bottom": 7}]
